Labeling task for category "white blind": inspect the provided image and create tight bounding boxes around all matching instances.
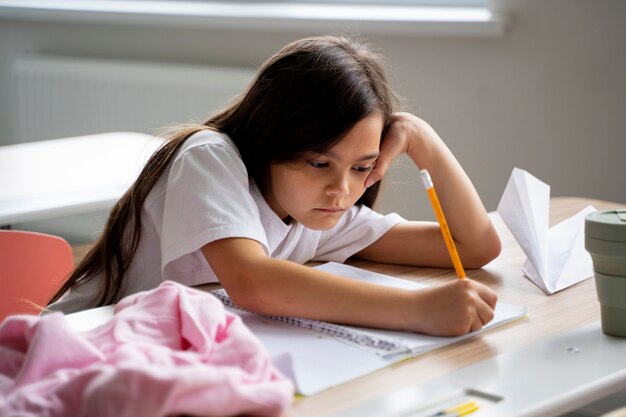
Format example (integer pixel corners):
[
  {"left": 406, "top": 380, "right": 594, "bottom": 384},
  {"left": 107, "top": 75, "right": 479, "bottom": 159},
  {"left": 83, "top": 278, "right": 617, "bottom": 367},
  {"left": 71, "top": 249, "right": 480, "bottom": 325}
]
[
  {"left": 0, "top": 0, "right": 503, "bottom": 36},
  {"left": 112, "top": 0, "right": 487, "bottom": 6}
]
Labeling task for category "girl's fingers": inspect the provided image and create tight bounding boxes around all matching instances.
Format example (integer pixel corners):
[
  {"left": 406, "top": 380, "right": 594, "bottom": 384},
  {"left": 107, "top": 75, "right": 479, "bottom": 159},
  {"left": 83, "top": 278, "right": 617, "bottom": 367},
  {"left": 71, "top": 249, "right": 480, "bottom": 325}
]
[
  {"left": 470, "top": 316, "right": 484, "bottom": 332},
  {"left": 365, "top": 128, "right": 407, "bottom": 187},
  {"left": 365, "top": 161, "right": 390, "bottom": 188},
  {"left": 468, "top": 301, "right": 492, "bottom": 333},
  {"left": 475, "top": 282, "right": 498, "bottom": 309},
  {"left": 465, "top": 281, "right": 496, "bottom": 332},
  {"left": 475, "top": 296, "right": 495, "bottom": 326}
]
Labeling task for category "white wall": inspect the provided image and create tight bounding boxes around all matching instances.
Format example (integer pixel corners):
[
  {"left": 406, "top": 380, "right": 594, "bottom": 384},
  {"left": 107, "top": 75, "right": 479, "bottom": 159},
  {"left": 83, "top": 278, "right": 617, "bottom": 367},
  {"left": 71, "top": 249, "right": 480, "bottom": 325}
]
[
  {"left": 1, "top": 0, "right": 624, "bottom": 239},
  {"left": 374, "top": 0, "right": 626, "bottom": 219}
]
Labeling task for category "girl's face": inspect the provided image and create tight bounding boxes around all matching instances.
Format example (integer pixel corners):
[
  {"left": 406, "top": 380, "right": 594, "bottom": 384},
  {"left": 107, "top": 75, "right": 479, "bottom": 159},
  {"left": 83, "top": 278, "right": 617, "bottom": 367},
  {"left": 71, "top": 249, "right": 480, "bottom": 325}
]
[{"left": 267, "top": 114, "right": 383, "bottom": 230}]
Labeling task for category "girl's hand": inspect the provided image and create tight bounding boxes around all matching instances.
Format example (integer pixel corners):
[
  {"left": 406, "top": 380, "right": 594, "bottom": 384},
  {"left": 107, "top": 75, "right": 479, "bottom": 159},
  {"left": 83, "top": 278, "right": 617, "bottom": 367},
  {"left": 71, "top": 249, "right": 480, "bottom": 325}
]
[
  {"left": 365, "top": 112, "right": 432, "bottom": 188},
  {"left": 408, "top": 279, "right": 498, "bottom": 337}
]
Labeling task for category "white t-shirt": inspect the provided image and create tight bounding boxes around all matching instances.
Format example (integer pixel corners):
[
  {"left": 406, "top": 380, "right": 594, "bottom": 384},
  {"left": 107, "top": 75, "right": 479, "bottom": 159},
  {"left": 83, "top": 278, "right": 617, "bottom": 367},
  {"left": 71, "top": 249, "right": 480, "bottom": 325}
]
[{"left": 49, "top": 130, "right": 405, "bottom": 313}]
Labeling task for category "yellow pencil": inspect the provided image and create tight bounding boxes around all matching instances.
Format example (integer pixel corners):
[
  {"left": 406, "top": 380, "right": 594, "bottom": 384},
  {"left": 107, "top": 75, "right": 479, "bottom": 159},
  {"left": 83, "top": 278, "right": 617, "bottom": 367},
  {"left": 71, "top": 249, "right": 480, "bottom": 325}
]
[
  {"left": 449, "top": 401, "right": 479, "bottom": 416},
  {"left": 420, "top": 169, "right": 467, "bottom": 279},
  {"left": 426, "top": 400, "right": 479, "bottom": 417}
]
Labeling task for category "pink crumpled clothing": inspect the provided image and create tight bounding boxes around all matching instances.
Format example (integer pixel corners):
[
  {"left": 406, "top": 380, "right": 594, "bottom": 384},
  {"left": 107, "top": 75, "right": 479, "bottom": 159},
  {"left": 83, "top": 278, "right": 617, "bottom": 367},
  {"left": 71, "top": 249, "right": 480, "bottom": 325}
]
[{"left": 0, "top": 281, "right": 294, "bottom": 417}]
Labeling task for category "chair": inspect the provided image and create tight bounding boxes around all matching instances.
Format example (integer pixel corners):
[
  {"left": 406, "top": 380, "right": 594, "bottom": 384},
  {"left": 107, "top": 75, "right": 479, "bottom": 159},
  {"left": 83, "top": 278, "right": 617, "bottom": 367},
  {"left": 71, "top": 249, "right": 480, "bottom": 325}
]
[{"left": 0, "top": 230, "right": 74, "bottom": 321}]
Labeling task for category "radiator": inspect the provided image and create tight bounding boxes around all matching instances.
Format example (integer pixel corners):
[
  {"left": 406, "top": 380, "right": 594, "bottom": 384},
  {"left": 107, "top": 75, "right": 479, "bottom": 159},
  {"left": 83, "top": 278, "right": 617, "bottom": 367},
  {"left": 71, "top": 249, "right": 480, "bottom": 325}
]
[
  {"left": 9, "top": 54, "right": 255, "bottom": 241},
  {"left": 10, "top": 54, "right": 256, "bottom": 143}
]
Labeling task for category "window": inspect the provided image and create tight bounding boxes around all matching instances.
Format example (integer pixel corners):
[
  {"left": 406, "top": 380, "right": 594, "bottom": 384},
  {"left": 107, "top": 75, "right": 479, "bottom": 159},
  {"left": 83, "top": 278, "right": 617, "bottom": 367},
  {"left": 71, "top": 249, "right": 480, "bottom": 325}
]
[{"left": 0, "top": 0, "right": 505, "bottom": 37}]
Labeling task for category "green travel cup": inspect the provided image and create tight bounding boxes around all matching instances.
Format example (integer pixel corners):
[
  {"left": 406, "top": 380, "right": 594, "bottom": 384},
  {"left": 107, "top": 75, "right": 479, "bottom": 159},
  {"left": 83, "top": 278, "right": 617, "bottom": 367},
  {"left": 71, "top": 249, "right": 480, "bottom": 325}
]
[{"left": 585, "top": 209, "right": 626, "bottom": 337}]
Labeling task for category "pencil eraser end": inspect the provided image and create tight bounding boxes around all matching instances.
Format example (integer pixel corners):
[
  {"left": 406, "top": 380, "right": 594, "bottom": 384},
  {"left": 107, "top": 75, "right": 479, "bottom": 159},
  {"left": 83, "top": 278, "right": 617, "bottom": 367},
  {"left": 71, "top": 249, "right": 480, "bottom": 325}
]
[{"left": 420, "top": 169, "right": 433, "bottom": 189}]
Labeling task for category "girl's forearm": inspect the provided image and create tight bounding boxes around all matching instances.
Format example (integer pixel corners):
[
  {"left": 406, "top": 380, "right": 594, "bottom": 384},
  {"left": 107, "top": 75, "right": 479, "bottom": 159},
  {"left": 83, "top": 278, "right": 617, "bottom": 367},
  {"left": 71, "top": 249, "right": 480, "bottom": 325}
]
[
  {"left": 203, "top": 238, "right": 497, "bottom": 336},
  {"left": 406, "top": 119, "right": 501, "bottom": 264},
  {"left": 233, "top": 256, "right": 417, "bottom": 331},
  {"left": 203, "top": 237, "right": 417, "bottom": 329}
]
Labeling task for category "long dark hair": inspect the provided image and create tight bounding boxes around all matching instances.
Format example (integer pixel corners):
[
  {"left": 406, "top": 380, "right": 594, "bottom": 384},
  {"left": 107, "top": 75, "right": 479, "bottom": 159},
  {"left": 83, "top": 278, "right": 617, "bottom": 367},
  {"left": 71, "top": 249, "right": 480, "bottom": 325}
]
[{"left": 49, "top": 35, "right": 398, "bottom": 307}]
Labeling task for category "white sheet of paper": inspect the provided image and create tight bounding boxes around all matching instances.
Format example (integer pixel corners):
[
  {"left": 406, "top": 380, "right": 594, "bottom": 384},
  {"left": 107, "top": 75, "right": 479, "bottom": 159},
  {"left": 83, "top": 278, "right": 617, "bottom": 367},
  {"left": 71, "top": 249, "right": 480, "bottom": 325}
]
[{"left": 497, "top": 167, "right": 595, "bottom": 294}]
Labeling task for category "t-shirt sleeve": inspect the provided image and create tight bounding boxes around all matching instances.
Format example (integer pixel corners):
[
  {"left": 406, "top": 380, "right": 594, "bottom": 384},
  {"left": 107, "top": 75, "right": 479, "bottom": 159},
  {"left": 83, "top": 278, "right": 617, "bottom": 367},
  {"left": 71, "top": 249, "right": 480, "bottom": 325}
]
[
  {"left": 314, "top": 205, "right": 406, "bottom": 263},
  {"left": 160, "top": 139, "right": 269, "bottom": 272}
]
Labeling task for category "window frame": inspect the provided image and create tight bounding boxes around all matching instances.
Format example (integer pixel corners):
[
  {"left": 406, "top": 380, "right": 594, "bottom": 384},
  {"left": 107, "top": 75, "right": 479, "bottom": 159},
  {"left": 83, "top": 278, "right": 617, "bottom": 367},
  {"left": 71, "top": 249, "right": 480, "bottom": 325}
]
[{"left": 0, "top": 0, "right": 507, "bottom": 37}]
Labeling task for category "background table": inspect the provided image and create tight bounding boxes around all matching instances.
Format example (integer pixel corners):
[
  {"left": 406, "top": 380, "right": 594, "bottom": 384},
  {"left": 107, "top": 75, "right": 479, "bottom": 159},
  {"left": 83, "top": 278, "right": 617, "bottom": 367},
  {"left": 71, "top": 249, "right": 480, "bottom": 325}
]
[{"left": 0, "top": 132, "right": 165, "bottom": 226}]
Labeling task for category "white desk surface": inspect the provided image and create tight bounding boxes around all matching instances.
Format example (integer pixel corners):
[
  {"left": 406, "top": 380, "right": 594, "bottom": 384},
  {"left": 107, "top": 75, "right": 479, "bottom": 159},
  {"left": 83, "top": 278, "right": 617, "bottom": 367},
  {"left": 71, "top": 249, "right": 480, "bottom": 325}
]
[
  {"left": 329, "top": 321, "right": 626, "bottom": 417},
  {"left": 0, "top": 132, "right": 165, "bottom": 225}
]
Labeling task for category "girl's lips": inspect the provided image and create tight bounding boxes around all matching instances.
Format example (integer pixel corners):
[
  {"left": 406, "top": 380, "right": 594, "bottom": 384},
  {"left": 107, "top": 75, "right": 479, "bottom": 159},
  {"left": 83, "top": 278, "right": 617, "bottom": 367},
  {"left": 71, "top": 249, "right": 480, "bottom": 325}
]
[{"left": 315, "top": 207, "right": 344, "bottom": 213}]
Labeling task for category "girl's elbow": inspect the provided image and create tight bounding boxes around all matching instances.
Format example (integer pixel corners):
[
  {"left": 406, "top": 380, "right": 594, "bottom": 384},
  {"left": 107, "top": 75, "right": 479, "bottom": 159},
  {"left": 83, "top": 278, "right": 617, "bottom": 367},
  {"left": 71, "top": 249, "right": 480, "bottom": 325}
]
[
  {"left": 224, "top": 281, "right": 263, "bottom": 313},
  {"left": 227, "top": 287, "right": 255, "bottom": 311},
  {"left": 223, "top": 276, "right": 272, "bottom": 315},
  {"left": 464, "top": 234, "right": 502, "bottom": 269}
]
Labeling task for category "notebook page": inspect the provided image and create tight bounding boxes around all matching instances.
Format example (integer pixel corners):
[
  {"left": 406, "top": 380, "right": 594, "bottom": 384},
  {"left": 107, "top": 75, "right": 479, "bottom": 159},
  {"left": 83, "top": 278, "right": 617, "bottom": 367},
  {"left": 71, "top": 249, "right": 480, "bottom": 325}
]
[{"left": 315, "top": 262, "right": 529, "bottom": 356}]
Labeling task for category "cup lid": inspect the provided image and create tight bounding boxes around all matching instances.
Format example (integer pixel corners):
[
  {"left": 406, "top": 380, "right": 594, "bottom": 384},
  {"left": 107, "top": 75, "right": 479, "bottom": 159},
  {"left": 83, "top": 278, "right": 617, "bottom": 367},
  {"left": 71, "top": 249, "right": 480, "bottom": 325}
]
[{"left": 585, "top": 209, "right": 626, "bottom": 242}]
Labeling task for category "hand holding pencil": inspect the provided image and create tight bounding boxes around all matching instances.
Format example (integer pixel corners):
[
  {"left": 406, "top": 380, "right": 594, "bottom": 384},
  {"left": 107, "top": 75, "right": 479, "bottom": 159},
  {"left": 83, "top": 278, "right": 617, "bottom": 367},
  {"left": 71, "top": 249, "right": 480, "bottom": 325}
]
[{"left": 415, "top": 169, "right": 498, "bottom": 336}]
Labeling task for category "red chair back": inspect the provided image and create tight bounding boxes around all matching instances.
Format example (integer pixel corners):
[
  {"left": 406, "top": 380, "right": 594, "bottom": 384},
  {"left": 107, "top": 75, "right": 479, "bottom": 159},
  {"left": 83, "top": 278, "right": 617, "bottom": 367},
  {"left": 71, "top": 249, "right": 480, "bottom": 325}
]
[{"left": 0, "top": 230, "right": 73, "bottom": 320}]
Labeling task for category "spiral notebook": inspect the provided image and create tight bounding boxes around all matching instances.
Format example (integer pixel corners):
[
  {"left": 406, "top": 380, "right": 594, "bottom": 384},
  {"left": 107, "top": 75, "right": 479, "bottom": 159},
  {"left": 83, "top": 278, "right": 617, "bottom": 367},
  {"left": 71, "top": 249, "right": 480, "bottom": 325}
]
[
  {"left": 211, "top": 262, "right": 528, "bottom": 395},
  {"left": 213, "top": 289, "right": 408, "bottom": 355}
]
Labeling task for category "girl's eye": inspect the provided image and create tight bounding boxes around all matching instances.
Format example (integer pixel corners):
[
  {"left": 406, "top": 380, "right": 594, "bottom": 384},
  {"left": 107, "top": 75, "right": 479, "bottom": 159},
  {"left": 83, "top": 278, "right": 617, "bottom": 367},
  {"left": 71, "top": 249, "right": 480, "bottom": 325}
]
[
  {"left": 353, "top": 164, "right": 374, "bottom": 173},
  {"left": 308, "top": 161, "right": 329, "bottom": 169}
]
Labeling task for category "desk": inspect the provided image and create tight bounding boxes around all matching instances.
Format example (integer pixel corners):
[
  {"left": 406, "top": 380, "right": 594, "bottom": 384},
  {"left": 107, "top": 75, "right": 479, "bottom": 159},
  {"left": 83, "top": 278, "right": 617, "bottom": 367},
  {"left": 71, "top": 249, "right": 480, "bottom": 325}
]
[
  {"left": 67, "top": 197, "right": 626, "bottom": 416},
  {"left": 283, "top": 197, "right": 626, "bottom": 417},
  {"left": 0, "top": 132, "right": 165, "bottom": 226}
]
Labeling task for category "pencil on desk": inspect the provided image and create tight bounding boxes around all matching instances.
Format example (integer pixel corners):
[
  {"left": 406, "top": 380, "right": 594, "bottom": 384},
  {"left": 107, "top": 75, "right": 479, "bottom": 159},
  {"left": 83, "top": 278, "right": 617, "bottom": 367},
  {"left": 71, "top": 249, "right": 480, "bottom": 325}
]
[
  {"left": 426, "top": 400, "right": 479, "bottom": 417},
  {"left": 419, "top": 169, "right": 467, "bottom": 279},
  {"left": 448, "top": 401, "right": 479, "bottom": 416}
]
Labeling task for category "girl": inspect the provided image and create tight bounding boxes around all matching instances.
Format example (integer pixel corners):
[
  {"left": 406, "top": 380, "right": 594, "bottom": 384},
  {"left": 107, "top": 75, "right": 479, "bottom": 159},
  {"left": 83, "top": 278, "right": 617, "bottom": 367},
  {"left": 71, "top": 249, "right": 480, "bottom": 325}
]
[{"left": 49, "top": 35, "right": 501, "bottom": 337}]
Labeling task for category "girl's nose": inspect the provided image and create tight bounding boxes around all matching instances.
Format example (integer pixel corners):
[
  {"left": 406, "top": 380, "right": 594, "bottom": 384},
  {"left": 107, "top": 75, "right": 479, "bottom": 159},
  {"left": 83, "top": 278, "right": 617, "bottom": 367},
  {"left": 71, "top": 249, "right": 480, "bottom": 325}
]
[{"left": 326, "top": 173, "right": 350, "bottom": 198}]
